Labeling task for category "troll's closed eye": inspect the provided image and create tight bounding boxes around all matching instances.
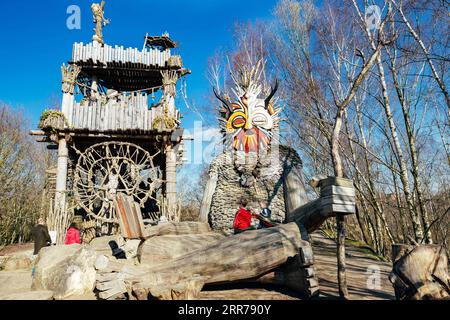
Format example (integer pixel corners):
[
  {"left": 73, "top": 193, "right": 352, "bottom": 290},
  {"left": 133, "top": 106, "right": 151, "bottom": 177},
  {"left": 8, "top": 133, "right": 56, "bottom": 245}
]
[{"left": 251, "top": 108, "right": 273, "bottom": 130}]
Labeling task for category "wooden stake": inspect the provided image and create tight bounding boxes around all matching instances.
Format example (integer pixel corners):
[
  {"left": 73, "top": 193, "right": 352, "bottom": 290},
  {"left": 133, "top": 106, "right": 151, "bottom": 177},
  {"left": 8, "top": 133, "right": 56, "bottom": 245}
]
[{"left": 336, "top": 214, "right": 348, "bottom": 299}]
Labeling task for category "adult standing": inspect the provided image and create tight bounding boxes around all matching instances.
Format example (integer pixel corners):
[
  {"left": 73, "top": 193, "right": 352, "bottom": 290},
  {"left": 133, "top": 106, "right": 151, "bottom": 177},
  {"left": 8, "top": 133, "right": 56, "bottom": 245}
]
[{"left": 31, "top": 217, "right": 51, "bottom": 255}]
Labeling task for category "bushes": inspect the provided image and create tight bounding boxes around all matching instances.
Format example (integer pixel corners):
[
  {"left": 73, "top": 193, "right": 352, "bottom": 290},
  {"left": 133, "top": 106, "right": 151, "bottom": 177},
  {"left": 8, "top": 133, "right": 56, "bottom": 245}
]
[{"left": 38, "top": 109, "right": 68, "bottom": 131}]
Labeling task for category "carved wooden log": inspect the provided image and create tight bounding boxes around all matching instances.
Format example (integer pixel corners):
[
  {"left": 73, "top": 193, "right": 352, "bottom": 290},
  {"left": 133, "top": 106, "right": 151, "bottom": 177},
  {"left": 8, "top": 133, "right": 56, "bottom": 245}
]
[
  {"left": 138, "top": 233, "right": 224, "bottom": 267},
  {"left": 96, "top": 223, "right": 313, "bottom": 299},
  {"left": 389, "top": 244, "right": 450, "bottom": 300},
  {"left": 142, "top": 221, "right": 212, "bottom": 238}
]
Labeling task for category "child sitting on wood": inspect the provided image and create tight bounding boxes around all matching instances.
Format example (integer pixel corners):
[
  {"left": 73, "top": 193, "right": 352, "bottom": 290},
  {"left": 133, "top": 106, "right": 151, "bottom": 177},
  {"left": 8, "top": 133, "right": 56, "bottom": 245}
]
[
  {"left": 233, "top": 198, "right": 258, "bottom": 234},
  {"left": 257, "top": 200, "right": 275, "bottom": 229}
]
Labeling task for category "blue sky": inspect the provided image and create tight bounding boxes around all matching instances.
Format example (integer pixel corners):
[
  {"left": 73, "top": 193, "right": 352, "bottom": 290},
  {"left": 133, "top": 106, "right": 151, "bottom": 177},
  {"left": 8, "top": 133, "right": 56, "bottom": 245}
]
[{"left": 0, "top": 0, "right": 276, "bottom": 130}]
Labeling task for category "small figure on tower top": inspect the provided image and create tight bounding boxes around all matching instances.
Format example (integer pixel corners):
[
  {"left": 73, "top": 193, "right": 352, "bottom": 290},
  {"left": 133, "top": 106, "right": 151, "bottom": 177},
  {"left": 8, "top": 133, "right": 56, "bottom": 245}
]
[{"left": 91, "top": 1, "right": 110, "bottom": 44}]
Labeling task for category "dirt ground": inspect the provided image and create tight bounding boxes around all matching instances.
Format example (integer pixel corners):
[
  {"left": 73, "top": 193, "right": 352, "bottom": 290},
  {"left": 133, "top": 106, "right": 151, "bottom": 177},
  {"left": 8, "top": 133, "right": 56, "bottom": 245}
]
[
  {"left": 0, "top": 231, "right": 395, "bottom": 300},
  {"left": 0, "top": 243, "right": 33, "bottom": 256},
  {"left": 311, "top": 231, "right": 394, "bottom": 300}
]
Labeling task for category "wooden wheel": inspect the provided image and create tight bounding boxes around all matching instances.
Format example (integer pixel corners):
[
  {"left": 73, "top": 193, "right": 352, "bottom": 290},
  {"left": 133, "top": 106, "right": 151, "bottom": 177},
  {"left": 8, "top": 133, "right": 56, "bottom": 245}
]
[{"left": 74, "top": 141, "right": 162, "bottom": 223}]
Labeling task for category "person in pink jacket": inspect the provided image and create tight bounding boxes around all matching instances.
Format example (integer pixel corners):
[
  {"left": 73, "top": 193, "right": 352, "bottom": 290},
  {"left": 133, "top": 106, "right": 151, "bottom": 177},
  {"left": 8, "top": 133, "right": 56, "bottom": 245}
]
[{"left": 64, "top": 223, "right": 81, "bottom": 245}]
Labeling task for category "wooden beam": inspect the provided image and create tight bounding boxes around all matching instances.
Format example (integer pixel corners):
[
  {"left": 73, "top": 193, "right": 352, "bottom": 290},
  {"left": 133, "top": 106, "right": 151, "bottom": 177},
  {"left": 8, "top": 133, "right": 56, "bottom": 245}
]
[{"left": 30, "top": 130, "right": 46, "bottom": 136}]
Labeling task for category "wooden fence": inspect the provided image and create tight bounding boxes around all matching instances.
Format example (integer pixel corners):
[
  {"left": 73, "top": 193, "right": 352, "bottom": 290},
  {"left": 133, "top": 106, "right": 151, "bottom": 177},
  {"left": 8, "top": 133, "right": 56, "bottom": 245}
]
[
  {"left": 66, "top": 95, "right": 179, "bottom": 132},
  {"left": 72, "top": 42, "right": 171, "bottom": 67}
]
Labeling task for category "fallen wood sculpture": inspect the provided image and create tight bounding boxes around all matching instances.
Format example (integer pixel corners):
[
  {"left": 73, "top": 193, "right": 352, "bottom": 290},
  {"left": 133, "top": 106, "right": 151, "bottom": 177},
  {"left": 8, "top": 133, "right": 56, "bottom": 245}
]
[
  {"left": 95, "top": 223, "right": 319, "bottom": 299},
  {"left": 389, "top": 243, "right": 450, "bottom": 300},
  {"left": 95, "top": 176, "right": 356, "bottom": 300},
  {"left": 138, "top": 233, "right": 224, "bottom": 266},
  {"left": 129, "top": 223, "right": 314, "bottom": 299}
]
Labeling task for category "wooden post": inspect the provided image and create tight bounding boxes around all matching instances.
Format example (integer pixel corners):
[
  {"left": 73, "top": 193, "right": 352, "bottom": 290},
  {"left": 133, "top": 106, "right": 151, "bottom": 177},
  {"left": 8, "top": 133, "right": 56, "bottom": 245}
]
[
  {"left": 54, "top": 136, "right": 69, "bottom": 244},
  {"left": 336, "top": 214, "right": 348, "bottom": 298},
  {"left": 199, "top": 171, "right": 218, "bottom": 222},
  {"left": 61, "top": 93, "right": 74, "bottom": 127},
  {"left": 92, "top": 75, "right": 99, "bottom": 100},
  {"left": 331, "top": 107, "right": 349, "bottom": 299},
  {"left": 165, "top": 144, "right": 177, "bottom": 221}
]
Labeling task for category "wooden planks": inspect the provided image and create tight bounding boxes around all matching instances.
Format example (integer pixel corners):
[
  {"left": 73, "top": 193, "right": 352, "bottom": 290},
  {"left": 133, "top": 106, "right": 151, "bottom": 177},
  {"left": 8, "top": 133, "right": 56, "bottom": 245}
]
[
  {"left": 287, "top": 176, "right": 356, "bottom": 233},
  {"left": 72, "top": 42, "right": 171, "bottom": 68},
  {"left": 69, "top": 94, "right": 156, "bottom": 132},
  {"left": 114, "top": 192, "right": 146, "bottom": 239}
]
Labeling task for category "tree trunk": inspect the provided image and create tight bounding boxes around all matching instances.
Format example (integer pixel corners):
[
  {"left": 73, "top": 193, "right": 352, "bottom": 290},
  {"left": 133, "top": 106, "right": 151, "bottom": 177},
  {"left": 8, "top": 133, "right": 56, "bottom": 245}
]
[
  {"left": 331, "top": 107, "right": 349, "bottom": 299},
  {"left": 336, "top": 214, "right": 348, "bottom": 298},
  {"left": 350, "top": 0, "right": 424, "bottom": 243},
  {"left": 387, "top": 48, "right": 432, "bottom": 244},
  {"left": 392, "top": 0, "right": 450, "bottom": 114}
]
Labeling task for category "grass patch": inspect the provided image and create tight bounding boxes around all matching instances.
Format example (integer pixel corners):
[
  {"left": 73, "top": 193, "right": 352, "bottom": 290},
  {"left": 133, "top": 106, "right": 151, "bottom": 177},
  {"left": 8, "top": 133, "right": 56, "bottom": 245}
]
[
  {"left": 320, "top": 227, "right": 387, "bottom": 262},
  {"left": 345, "top": 239, "right": 387, "bottom": 262}
]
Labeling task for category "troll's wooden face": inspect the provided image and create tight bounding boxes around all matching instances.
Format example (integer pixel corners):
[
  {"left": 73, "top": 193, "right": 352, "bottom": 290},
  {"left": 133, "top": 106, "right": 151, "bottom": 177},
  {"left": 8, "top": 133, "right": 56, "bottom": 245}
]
[{"left": 216, "top": 82, "right": 279, "bottom": 153}]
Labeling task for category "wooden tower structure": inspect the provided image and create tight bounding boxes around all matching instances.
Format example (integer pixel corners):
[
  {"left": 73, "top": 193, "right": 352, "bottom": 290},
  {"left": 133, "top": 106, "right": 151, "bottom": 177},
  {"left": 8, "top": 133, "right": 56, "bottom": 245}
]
[{"left": 31, "top": 2, "right": 190, "bottom": 243}]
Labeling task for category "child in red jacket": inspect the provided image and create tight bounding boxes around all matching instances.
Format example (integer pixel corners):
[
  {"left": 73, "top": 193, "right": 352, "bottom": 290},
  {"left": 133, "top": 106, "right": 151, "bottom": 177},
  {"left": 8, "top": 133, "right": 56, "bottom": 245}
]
[
  {"left": 233, "top": 198, "right": 258, "bottom": 234},
  {"left": 64, "top": 223, "right": 81, "bottom": 245}
]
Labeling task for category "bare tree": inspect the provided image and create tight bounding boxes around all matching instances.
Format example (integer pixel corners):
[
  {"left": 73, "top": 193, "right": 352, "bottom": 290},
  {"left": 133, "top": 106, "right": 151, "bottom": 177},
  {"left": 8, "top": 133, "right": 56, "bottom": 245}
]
[{"left": 0, "top": 103, "right": 48, "bottom": 245}]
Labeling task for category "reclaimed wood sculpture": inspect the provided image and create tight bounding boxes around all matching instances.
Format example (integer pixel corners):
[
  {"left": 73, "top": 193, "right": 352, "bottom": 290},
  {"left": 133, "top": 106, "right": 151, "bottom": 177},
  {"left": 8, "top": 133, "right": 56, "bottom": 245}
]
[
  {"left": 389, "top": 243, "right": 450, "bottom": 300},
  {"left": 94, "top": 175, "right": 354, "bottom": 300},
  {"left": 95, "top": 222, "right": 315, "bottom": 300},
  {"left": 93, "top": 60, "right": 357, "bottom": 300}
]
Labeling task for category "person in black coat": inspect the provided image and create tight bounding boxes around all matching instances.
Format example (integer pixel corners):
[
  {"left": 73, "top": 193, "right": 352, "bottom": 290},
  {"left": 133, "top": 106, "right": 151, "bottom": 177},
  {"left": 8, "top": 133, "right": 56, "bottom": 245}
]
[{"left": 31, "top": 218, "right": 51, "bottom": 255}]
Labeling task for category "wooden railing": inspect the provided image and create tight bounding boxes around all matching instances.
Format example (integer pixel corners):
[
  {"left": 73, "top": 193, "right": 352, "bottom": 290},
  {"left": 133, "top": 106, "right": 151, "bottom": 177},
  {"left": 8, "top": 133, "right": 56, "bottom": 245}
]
[
  {"left": 72, "top": 42, "right": 171, "bottom": 67},
  {"left": 65, "top": 95, "right": 179, "bottom": 132}
]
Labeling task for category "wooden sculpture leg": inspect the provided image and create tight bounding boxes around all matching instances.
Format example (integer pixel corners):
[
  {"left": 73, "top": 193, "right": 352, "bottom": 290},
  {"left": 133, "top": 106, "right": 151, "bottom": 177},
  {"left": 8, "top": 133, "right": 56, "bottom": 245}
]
[
  {"left": 127, "top": 222, "right": 316, "bottom": 299},
  {"left": 389, "top": 244, "right": 450, "bottom": 300}
]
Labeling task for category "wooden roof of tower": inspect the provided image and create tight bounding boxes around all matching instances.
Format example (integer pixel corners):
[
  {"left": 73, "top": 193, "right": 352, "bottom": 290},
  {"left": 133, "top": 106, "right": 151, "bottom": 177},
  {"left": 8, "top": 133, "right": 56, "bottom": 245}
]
[
  {"left": 144, "top": 33, "right": 177, "bottom": 49},
  {"left": 70, "top": 37, "right": 190, "bottom": 92}
]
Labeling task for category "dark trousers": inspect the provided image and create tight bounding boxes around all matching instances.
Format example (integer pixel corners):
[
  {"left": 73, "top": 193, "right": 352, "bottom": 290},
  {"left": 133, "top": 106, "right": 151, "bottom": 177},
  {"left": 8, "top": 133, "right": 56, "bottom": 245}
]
[{"left": 234, "top": 227, "right": 255, "bottom": 234}]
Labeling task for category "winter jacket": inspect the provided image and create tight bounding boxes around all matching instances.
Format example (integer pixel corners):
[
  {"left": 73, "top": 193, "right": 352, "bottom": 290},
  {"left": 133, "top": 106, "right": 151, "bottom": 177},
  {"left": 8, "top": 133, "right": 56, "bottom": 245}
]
[
  {"left": 233, "top": 208, "right": 256, "bottom": 231},
  {"left": 64, "top": 227, "right": 81, "bottom": 245},
  {"left": 31, "top": 224, "right": 51, "bottom": 255}
]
